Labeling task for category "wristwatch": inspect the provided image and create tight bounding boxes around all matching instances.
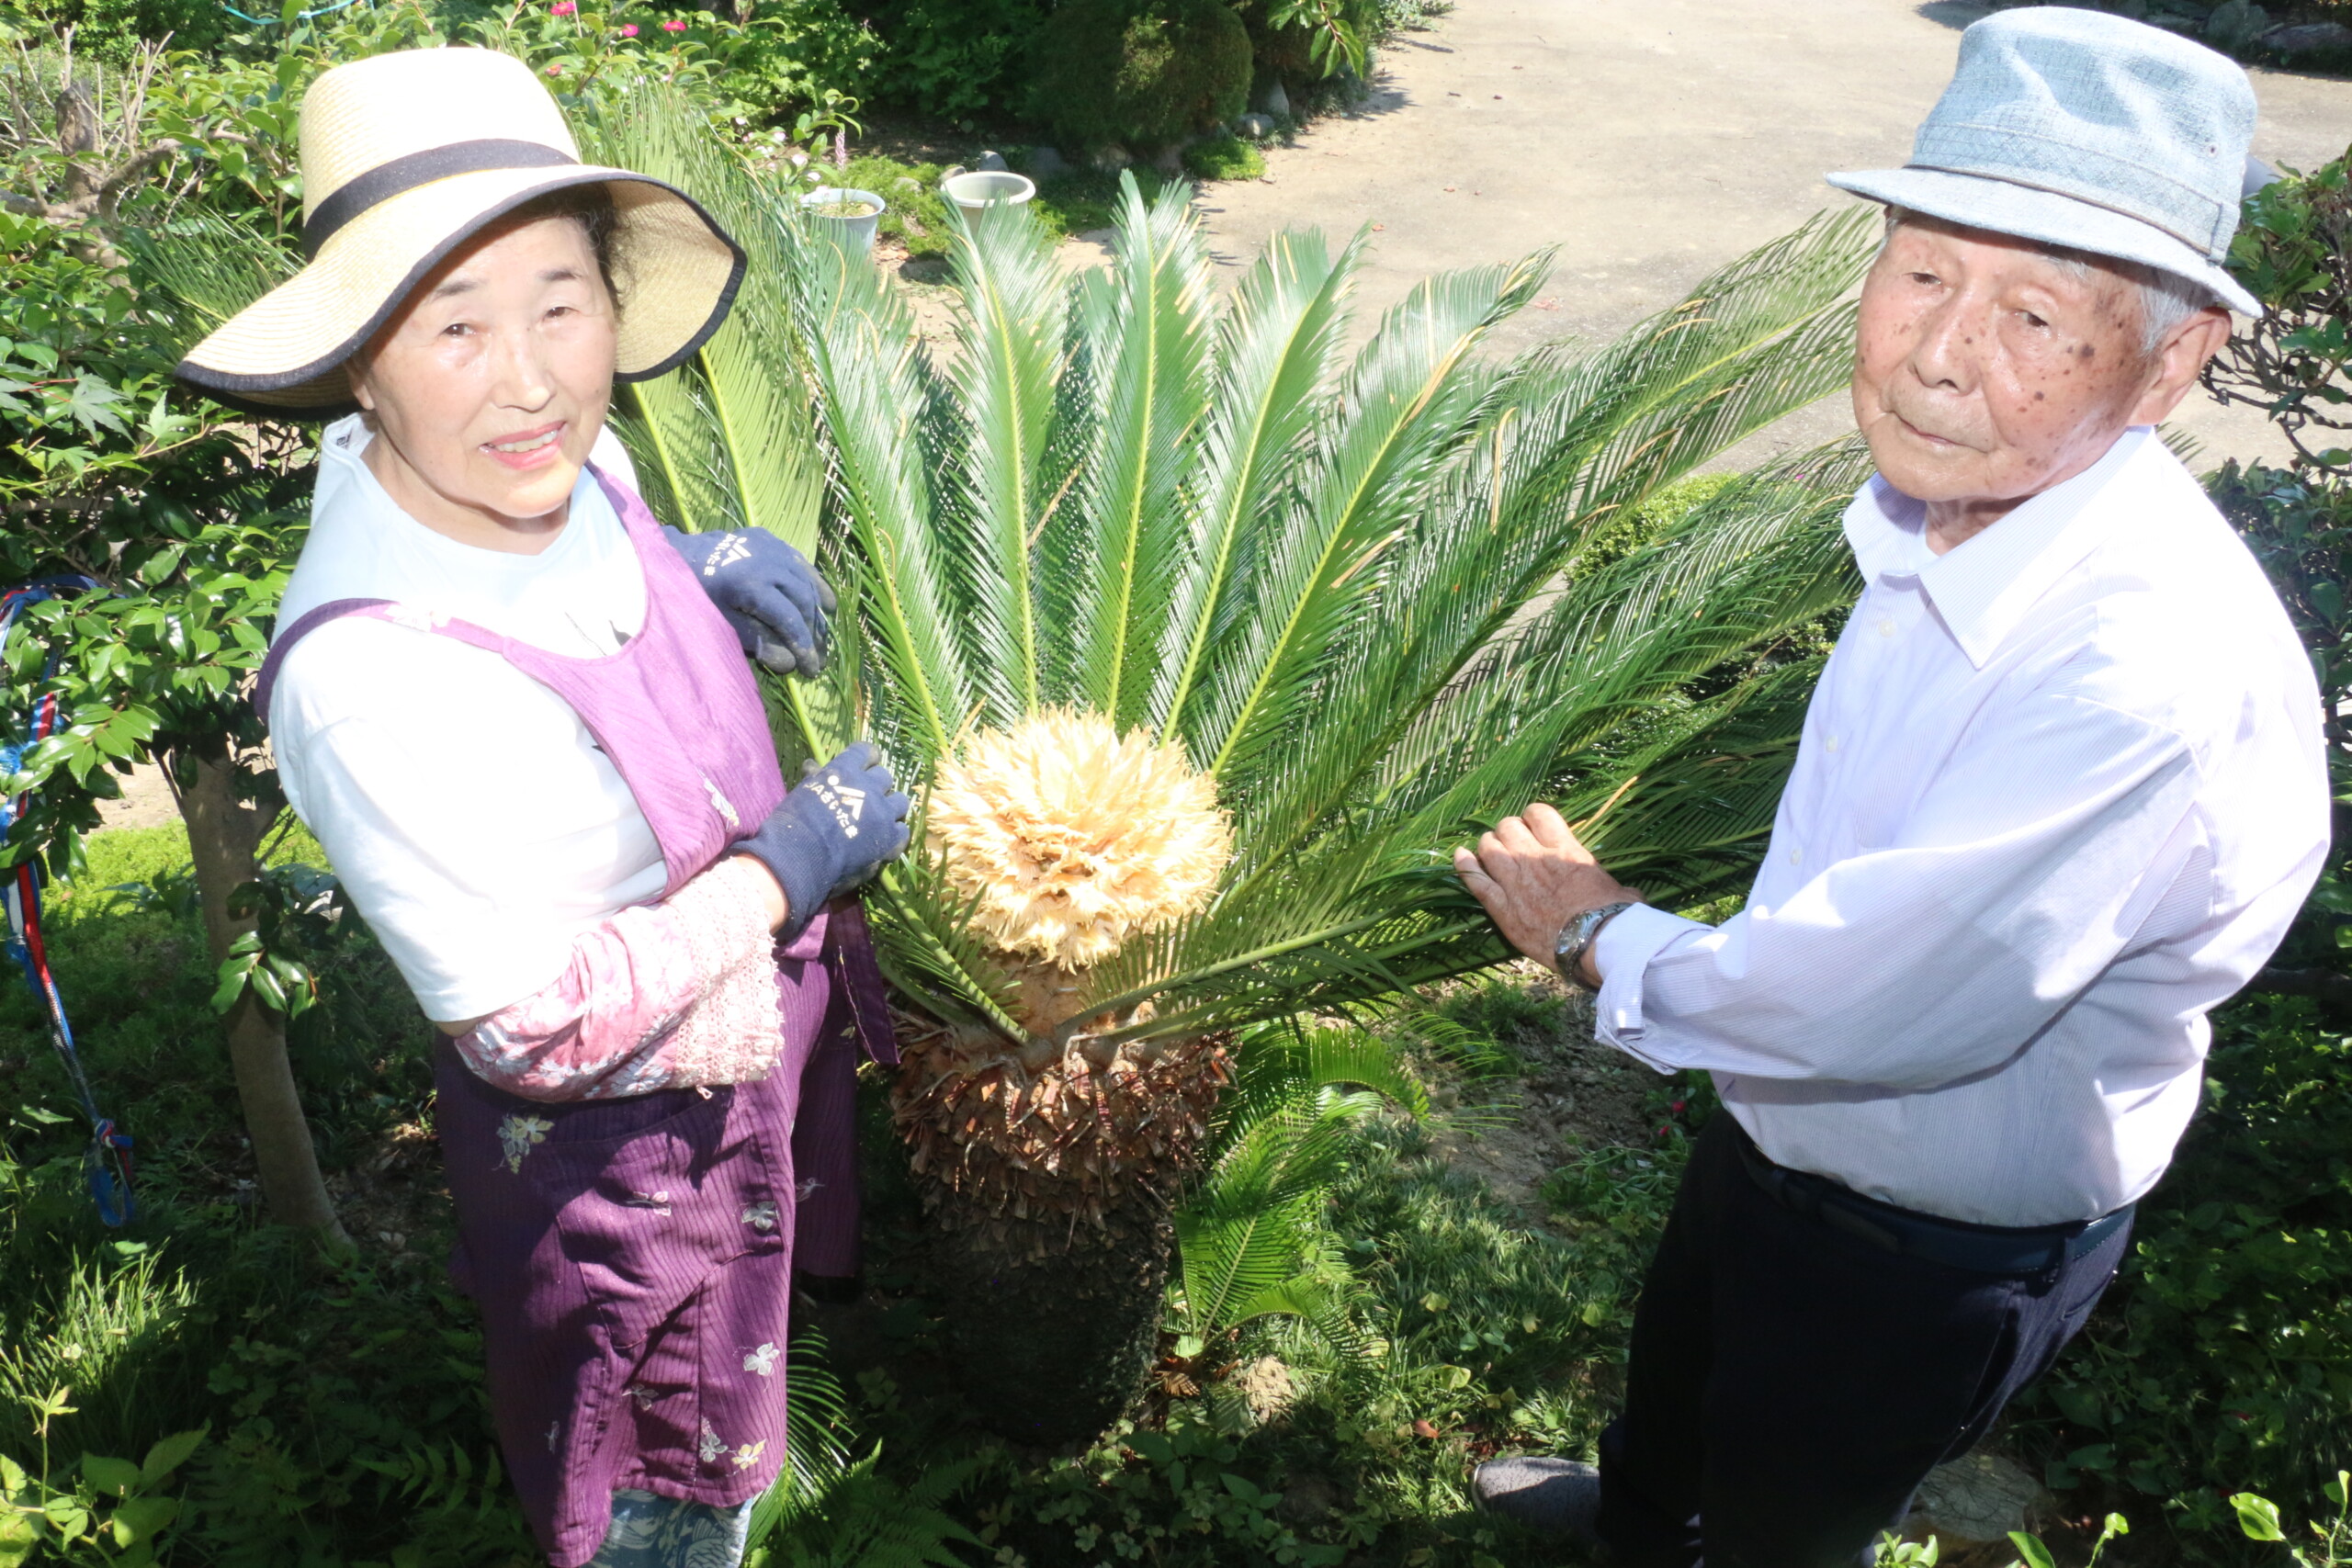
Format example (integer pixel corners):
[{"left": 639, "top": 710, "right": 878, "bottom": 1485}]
[{"left": 1555, "top": 900, "right": 1639, "bottom": 992}]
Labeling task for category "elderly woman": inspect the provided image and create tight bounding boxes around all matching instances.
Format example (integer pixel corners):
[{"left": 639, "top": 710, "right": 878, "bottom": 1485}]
[{"left": 175, "top": 47, "right": 909, "bottom": 1568}]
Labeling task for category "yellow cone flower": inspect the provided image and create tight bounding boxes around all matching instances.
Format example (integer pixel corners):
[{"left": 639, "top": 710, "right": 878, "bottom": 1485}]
[{"left": 927, "top": 710, "right": 1232, "bottom": 970}]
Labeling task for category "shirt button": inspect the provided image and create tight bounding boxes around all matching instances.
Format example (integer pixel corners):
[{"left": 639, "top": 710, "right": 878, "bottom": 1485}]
[
  {"left": 1788, "top": 847, "right": 1803, "bottom": 866},
  {"left": 1825, "top": 735, "right": 1840, "bottom": 752},
  {"left": 1877, "top": 618, "right": 1896, "bottom": 637}
]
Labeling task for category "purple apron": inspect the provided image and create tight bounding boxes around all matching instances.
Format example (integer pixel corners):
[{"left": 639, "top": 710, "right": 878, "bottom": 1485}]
[{"left": 256, "top": 468, "right": 896, "bottom": 1567}]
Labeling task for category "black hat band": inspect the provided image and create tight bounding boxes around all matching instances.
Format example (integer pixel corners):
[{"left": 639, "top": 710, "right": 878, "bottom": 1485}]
[{"left": 302, "top": 138, "right": 580, "bottom": 259}]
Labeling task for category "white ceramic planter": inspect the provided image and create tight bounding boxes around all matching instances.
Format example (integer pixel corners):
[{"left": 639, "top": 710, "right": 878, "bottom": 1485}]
[
  {"left": 941, "top": 170, "right": 1036, "bottom": 233},
  {"left": 799, "top": 186, "right": 887, "bottom": 254}
]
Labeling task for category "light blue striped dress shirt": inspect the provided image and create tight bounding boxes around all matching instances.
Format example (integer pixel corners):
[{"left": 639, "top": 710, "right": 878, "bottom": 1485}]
[{"left": 1591, "top": 427, "right": 2329, "bottom": 1226}]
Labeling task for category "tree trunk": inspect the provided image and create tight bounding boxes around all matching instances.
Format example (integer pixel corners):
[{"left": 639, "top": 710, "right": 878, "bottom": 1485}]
[{"left": 172, "top": 745, "right": 349, "bottom": 1246}]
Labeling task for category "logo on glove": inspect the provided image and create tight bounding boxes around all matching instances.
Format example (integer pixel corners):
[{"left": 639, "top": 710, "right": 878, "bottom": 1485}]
[
  {"left": 702, "top": 535, "right": 754, "bottom": 577},
  {"left": 813, "top": 773, "right": 865, "bottom": 839}
]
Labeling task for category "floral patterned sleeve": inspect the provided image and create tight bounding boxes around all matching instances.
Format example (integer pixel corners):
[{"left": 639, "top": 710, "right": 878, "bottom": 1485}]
[{"left": 452, "top": 855, "right": 786, "bottom": 1101}]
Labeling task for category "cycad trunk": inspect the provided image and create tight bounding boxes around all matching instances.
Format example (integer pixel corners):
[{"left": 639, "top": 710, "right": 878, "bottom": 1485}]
[{"left": 893, "top": 1031, "right": 1227, "bottom": 1443}]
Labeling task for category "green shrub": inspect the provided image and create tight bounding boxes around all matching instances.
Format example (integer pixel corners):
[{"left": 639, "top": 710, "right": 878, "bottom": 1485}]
[
  {"left": 2015, "top": 996, "right": 2352, "bottom": 1533},
  {"left": 1182, "top": 130, "right": 1264, "bottom": 181},
  {"left": 1237, "top": 0, "right": 1377, "bottom": 85},
  {"left": 2, "top": 0, "right": 227, "bottom": 62},
  {"left": 853, "top": 0, "right": 1048, "bottom": 122},
  {"left": 1024, "top": 0, "right": 1250, "bottom": 152}
]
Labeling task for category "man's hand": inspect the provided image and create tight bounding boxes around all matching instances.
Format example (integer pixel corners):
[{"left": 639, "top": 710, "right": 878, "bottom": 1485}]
[{"left": 1454, "top": 803, "right": 1643, "bottom": 984}]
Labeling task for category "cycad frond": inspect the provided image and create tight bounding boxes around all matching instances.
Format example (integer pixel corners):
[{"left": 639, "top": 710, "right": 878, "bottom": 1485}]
[
  {"left": 130, "top": 214, "right": 300, "bottom": 354},
  {"left": 1189, "top": 253, "right": 1550, "bottom": 788},
  {"left": 1061, "top": 175, "right": 1215, "bottom": 728},
  {"left": 1150, "top": 227, "right": 1358, "bottom": 741},
  {"left": 610, "top": 87, "right": 1878, "bottom": 1102},
  {"left": 942, "top": 196, "right": 1069, "bottom": 723}
]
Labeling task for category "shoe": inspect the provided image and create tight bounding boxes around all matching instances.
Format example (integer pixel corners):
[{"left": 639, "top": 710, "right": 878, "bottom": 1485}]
[{"left": 1472, "top": 1456, "right": 1604, "bottom": 1546}]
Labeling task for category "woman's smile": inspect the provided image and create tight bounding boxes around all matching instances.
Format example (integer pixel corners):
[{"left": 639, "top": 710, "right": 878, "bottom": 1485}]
[{"left": 483, "top": 420, "right": 569, "bottom": 469}]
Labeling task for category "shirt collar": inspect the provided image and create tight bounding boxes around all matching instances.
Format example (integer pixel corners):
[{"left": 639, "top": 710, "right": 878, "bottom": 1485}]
[{"left": 1841, "top": 426, "right": 2154, "bottom": 669}]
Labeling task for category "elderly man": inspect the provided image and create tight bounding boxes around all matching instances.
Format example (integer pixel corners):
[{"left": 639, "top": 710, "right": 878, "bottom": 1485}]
[{"left": 1458, "top": 10, "right": 2329, "bottom": 1564}]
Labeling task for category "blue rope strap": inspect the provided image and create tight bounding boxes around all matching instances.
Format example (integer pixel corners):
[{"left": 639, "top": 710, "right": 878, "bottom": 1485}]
[{"left": 0, "top": 578, "right": 133, "bottom": 1226}]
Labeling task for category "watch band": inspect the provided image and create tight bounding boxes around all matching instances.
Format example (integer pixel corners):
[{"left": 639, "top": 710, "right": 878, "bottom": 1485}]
[{"left": 1555, "top": 900, "right": 1639, "bottom": 992}]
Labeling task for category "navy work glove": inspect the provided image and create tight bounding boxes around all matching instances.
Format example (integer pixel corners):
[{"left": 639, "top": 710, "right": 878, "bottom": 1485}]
[
  {"left": 662, "top": 525, "right": 837, "bottom": 677},
  {"left": 734, "top": 741, "right": 911, "bottom": 936}
]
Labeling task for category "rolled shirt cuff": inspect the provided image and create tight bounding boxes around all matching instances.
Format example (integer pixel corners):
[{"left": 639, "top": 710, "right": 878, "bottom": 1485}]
[{"left": 1591, "top": 902, "right": 1713, "bottom": 1066}]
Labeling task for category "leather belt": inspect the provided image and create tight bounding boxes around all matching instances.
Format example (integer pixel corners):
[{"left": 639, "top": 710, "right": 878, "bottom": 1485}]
[{"left": 1734, "top": 1124, "right": 2132, "bottom": 1277}]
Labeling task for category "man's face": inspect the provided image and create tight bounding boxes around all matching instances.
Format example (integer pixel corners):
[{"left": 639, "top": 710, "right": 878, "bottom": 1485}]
[
  {"left": 350, "top": 213, "right": 616, "bottom": 536},
  {"left": 1850, "top": 216, "right": 2211, "bottom": 512}
]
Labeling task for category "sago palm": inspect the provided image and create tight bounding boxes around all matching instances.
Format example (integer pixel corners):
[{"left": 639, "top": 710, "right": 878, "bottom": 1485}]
[
  {"left": 150, "top": 86, "right": 1876, "bottom": 1446},
  {"left": 587, "top": 86, "right": 1875, "bottom": 1444}
]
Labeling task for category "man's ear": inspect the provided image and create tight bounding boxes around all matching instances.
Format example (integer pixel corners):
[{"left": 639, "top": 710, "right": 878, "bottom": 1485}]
[{"left": 2129, "top": 305, "right": 2233, "bottom": 425}]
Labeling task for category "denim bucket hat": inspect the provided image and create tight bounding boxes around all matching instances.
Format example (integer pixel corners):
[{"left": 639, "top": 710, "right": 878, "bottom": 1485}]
[{"left": 1826, "top": 7, "right": 2261, "bottom": 317}]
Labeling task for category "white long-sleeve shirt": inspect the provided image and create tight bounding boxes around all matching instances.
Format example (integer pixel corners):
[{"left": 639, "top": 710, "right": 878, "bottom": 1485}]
[
  {"left": 1591, "top": 427, "right": 2329, "bottom": 1226},
  {"left": 271, "top": 416, "right": 661, "bottom": 1022}
]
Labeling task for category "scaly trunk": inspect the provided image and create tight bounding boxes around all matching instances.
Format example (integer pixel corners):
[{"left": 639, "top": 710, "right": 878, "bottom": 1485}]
[
  {"left": 172, "top": 745, "right": 349, "bottom": 1246},
  {"left": 894, "top": 1031, "right": 1226, "bottom": 1445},
  {"left": 933, "top": 1186, "right": 1177, "bottom": 1447}
]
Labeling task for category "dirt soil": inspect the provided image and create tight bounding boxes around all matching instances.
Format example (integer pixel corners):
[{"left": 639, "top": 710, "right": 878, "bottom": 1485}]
[
  {"left": 1197, "top": 0, "right": 2352, "bottom": 473},
  {"left": 1422, "top": 964, "right": 1665, "bottom": 1218}
]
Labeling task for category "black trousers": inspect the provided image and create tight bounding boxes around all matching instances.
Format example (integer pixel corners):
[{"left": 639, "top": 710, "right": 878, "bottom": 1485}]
[{"left": 1595, "top": 1115, "right": 2132, "bottom": 1568}]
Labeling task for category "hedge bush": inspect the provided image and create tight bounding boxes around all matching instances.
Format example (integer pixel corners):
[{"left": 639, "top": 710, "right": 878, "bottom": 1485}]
[{"left": 1024, "top": 0, "right": 1251, "bottom": 152}]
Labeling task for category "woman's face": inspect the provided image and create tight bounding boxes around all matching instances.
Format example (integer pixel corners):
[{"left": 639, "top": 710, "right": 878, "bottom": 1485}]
[{"left": 349, "top": 212, "right": 616, "bottom": 551}]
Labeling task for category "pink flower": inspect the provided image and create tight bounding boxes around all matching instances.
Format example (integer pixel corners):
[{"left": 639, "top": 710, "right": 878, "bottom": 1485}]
[
  {"left": 660, "top": 16, "right": 686, "bottom": 28},
  {"left": 549, "top": 1, "right": 576, "bottom": 12},
  {"left": 619, "top": 21, "right": 638, "bottom": 33},
  {"left": 545, "top": 62, "right": 562, "bottom": 73}
]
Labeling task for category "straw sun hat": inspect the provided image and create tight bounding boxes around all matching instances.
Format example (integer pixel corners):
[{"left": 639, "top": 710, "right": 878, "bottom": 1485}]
[{"left": 175, "top": 47, "right": 743, "bottom": 418}]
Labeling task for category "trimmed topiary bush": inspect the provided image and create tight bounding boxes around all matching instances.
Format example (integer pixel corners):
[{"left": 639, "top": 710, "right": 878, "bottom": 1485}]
[{"left": 1024, "top": 0, "right": 1251, "bottom": 152}]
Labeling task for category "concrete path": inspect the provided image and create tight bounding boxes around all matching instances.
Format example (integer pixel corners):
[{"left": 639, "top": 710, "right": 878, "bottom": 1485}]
[{"left": 1195, "top": 0, "right": 2352, "bottom": 468}]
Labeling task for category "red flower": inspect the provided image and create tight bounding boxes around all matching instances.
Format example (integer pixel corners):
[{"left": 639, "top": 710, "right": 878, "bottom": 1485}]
[
  {"left": 660, "top": 15, "right": 686, "bottom": 28},
  {"left": 548, "top": 1, "right": 576, "bottom": 13},
  {"left": 544, "top": 62, "right": 562, "bottom": 73},
  {"left": 1668, "top": 1099, "right": 1687, "bottom": 1114},
  {"left": 619, "top": 21, "right": 638, "bottom": 33}
]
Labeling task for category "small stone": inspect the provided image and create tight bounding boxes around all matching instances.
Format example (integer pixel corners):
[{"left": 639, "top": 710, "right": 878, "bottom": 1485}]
[
  {"left": 893, "top": 176, "right": 921, "bottom": 193},
  {"left": 2205, "top": 0, "right": 2269, "bottom": 50},
  {"left": 1905, "top": 1450, "right": 2049, "bottom": 1546},
  {"left": 1258, "top": 78, "right": 1292, "bottom": 118},
  {"left": 940, "top": 164, "right": 966, "bottom": 183},
  {"left": 1090, "top": 144, "right": 1134, "bottom": 173},
  {"left": 1237, "top": 113, "right": 1274, "bottom": 141},
  {"left": 1027, "top": 144, "right": 1069, "bottom": 178},
  {"left": 976, "top": 149, "right": 1008, "bottom": 172},
  {"left": 1151, "top": 144, "right": 1185, "bottom": 175},
  {"left": 2264, "top": 19, "right": 2352, "bottom": 51}
]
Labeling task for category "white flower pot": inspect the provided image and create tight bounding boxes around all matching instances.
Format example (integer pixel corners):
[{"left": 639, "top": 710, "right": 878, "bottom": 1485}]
[
  {"left": 941, "top": 170, "right": 1036, "bottom": 234},
  {"left": 799, "top": 186, "right": 887, "bottom": 254}
]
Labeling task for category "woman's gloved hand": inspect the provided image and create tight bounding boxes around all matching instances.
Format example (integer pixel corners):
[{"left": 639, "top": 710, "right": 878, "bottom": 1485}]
[
  {"left": 662, "top": 525, "right": 837, "bottom": 677},
  {"left": 733, "top": 742, "right": 911, "bottom": 935}
]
